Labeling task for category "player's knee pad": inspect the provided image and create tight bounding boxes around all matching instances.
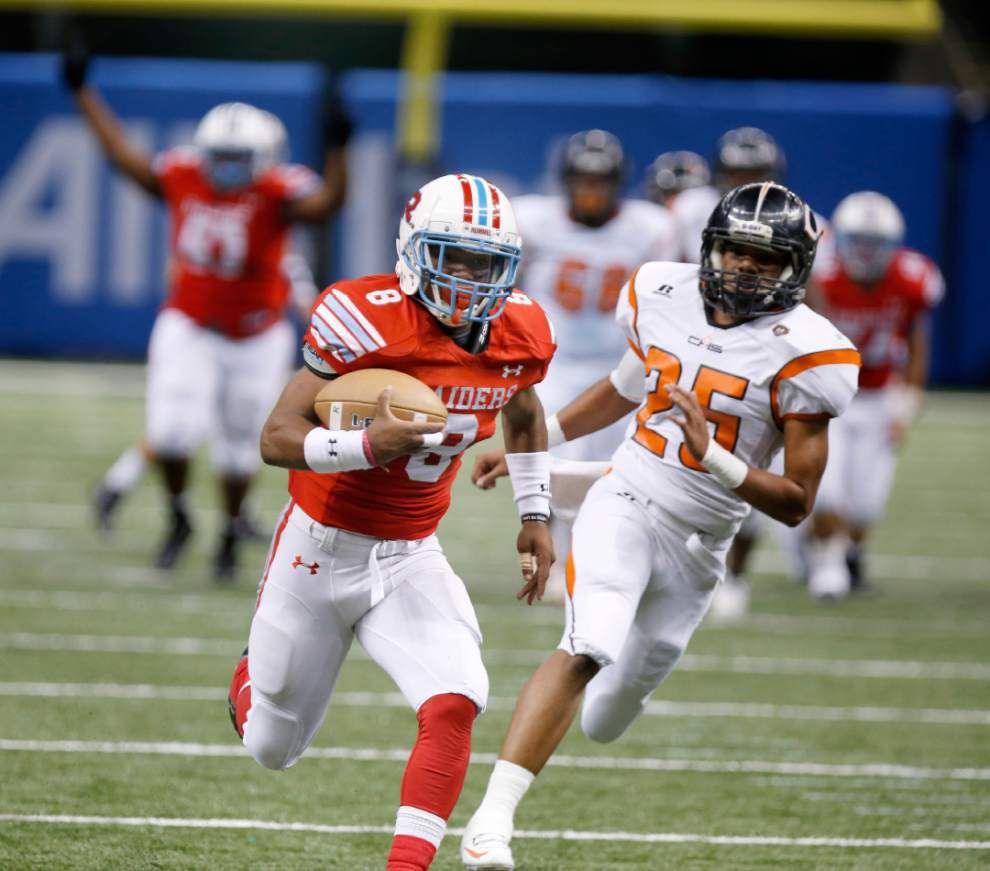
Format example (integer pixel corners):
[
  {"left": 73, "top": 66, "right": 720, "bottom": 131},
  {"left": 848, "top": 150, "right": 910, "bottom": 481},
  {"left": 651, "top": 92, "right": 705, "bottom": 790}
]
[
  {"left": 243, "top": 695, "right": 303, "bottom": 771},
  {"left": 580, "top": 640, "right": 683, "bottom": 743},
  {"left": 246, "top": 616, "right": 296, "bottom": 704}
]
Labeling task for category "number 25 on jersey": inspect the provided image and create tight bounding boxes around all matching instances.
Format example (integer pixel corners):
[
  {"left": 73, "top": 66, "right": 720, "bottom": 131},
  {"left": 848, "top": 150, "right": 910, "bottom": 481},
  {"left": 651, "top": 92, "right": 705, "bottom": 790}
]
[{"left": 633, "top": 346, "right": 749, "bottom": 471}]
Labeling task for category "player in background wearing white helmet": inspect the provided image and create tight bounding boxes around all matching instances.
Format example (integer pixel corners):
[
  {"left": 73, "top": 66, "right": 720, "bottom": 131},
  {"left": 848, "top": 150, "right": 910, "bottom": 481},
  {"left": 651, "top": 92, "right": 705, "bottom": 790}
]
[
  {"left": 673, "top": 127, "right": 787, "bottom": 263},
  {"left": 804, "top": 192, "right": 944, "bottom": 598},
  {"left": 644, "top": 149, "right": 711, "bottom": 210},
  {"left": 461, "top": 183, "right": 859, "bottom": 870},
  {"left": 227, "top": 174, "right": 557, "bottom": 871},
  {"left": 507, "top": 130, "right": 680, "bottom": 597},
  {"left": 92, "top": 252, "right": 320, "bottom": 541},
  {"left": 63, "top": 48, "right": 350, "bottom": 579}
]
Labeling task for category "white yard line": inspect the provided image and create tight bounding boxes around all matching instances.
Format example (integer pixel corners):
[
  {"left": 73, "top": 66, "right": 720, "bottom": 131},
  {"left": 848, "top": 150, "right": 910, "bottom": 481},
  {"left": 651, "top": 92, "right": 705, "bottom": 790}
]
[
  {"left": 0, "top": 812, "right": 987, "bottom": 850},
  {"left": 2, "top": 628, "right": 988, "bottom": 681},
  {"left": 2, "top": 739, "right": 990, "bottom": 783},
  {"left": 2, "top": 681, "right": 988, "bottom": 727}
]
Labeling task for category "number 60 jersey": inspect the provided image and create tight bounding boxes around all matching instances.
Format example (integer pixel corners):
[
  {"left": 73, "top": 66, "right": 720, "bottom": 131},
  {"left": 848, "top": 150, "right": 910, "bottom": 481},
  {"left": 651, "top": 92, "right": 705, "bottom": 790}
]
[
  {"left": 610, "top": 261, "right": 861, "bottom": 536},
  {"left": 289, "top": 273, "right": 557, "bottom": 541}
]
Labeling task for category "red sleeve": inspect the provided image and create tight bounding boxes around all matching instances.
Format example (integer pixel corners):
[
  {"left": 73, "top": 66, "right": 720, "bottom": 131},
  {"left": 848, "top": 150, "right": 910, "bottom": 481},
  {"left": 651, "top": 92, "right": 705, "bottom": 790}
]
[
  {"left": 502, "top": 292, "right": 558, "bottom": 387},
  {"left": 259, "top": 163, "right": 322, "bottom": 204},
  {"left": 151, "top": 146, "right": 199, "bottom": 206},
  {"left": 302, "top": 280, "right": 419, "bottom": 377},
  {"left": 894, "top": 250, "right": 945, "bottom": 314}
]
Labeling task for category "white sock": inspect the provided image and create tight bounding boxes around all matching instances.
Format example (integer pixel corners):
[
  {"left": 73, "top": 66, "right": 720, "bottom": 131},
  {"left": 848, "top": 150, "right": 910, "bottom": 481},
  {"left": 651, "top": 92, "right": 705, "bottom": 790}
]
[
  {"left": 474, "top": 759, "right": 535, "bottom": 837},
  {"left": 103, "top": 447, "right": 148, "bottom": 493},
  {"left": 394, "top": 805, "right": 446, "bottom": 849}
]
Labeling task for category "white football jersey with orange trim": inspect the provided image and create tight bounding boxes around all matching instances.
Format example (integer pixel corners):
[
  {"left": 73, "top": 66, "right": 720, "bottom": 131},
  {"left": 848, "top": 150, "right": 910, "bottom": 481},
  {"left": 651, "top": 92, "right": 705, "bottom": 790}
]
[
  {"left": 513, "top": 195, "right": 681, "bottom": 365},
  {"left": 609, "top": 261, "right": 860, "bottom": 534}
]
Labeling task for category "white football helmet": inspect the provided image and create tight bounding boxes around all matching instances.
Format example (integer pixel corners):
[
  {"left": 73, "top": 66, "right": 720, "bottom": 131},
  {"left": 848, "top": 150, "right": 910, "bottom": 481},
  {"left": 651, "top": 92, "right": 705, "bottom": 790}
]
[
  {"left": 396, "top": 174, "right": 522, "bottom": 326},
  {"left": 832, "top": 191, "right": 905, "bottom": 283},
  {"left": 193, "top": 102, "right": 288, "bottom": 192}
]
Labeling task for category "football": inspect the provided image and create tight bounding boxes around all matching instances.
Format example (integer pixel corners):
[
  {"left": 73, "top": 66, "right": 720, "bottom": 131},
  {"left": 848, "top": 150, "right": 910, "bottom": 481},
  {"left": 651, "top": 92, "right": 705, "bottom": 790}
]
[{"left": 313, "top": 368, "right": 448, "bottom": 431}]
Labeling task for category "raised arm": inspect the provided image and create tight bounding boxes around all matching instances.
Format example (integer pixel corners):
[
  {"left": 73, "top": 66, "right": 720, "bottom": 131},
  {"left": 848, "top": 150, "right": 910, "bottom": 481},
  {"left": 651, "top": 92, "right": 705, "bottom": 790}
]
[
  {"left": 282, "top": 98, "right": 351, "bottom": 223},
  {"left": 63, "top": 52, "right": 161, "bottom": 198}
]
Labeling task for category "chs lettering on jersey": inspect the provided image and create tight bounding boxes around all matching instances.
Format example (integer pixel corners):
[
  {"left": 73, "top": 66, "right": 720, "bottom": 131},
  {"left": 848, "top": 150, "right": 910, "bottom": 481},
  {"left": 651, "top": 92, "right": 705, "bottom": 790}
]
[
  {"left": 612, "top": 261, "right": 860, "bottom": 535},
  {"left": 295, "top": 274, "right": 557, "bottom": 540}
]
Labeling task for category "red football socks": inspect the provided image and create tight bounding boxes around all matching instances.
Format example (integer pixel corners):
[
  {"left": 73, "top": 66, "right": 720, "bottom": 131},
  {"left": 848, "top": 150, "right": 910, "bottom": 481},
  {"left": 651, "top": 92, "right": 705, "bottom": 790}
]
[{"left": 386, "top": 693, "right": 477, "bottom": 870}]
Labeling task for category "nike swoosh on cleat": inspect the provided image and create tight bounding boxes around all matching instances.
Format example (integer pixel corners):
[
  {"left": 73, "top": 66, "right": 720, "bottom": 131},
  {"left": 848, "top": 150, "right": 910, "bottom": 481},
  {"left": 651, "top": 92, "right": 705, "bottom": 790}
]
[{"left": 464, "top": 848, "right": 488, "bottom": 859}]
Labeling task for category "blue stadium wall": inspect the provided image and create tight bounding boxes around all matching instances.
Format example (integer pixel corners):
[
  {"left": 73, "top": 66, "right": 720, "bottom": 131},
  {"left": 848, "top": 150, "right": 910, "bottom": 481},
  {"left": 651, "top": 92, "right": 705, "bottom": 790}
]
[{"left": 0, "top": 55, "right": 986, "bottom": 384}]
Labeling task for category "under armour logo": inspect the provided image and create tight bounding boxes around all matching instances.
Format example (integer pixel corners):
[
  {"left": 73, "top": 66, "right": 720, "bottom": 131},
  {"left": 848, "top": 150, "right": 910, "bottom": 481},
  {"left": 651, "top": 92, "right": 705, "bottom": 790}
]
[
  {"left": 502, "top": 364, "right": 524, "bottom": 378},
  {"left": 291, "top": 555, "right": 320, "bottom": 575}
]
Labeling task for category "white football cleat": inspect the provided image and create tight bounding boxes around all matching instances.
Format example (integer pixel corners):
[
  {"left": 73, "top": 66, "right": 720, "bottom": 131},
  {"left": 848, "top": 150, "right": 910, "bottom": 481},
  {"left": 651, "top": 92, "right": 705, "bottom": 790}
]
[{"left": 460, "top": 817, "right": 515, "bottom": 869}]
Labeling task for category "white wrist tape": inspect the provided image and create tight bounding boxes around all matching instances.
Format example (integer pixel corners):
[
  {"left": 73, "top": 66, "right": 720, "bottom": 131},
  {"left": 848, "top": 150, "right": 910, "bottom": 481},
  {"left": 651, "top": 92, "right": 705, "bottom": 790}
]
[
  {"left": 303, "top": 427, "right": 374, "bottom": 474},
  {"left": 505, "top": 451, "right": 552, "bottom": 518},
  {"left": 546, "top": 414, "right": 567, "bottom": 449},
  {"left": 701, "top": 439, "right": 748, "bottom": 490}
]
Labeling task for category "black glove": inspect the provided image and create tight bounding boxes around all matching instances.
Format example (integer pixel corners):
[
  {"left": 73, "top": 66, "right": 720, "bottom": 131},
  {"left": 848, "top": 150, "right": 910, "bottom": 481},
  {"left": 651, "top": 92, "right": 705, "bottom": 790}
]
[
  {"left": 62, "top": 37, "right": 90, "bottom": 92},
  {"left": 322, "top": 95, "right": 353, "bottom": 150}
]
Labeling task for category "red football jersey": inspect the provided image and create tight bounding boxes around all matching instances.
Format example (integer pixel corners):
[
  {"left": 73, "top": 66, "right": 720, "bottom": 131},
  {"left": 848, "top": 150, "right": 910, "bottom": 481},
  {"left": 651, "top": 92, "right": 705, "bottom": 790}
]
[
  {"left": 817, "top": 249, "right": 943, "bottom": 389},
  {"left": 289, "top": 274, "right": 557, "bottom": 540},
  {"left": 154, "top": 147, "right": 321, "bottom": 338}
]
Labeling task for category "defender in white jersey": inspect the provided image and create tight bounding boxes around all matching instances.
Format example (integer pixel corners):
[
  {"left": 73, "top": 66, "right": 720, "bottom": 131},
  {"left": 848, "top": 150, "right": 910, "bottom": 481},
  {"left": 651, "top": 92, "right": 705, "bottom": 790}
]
[
  {"left": 461, "top": 183, "right": 859, "bottom": 870},
  {"left": 513, "top": 129, "right": 681, "bottom": 461}
]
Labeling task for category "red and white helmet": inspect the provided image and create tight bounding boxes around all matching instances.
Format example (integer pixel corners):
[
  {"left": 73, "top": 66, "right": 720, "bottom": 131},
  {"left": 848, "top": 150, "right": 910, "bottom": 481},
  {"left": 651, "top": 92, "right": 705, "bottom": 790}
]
[
  {"left": 193, "top": 102, "right": 287, "bottom": 191},
  {"left": 832, "top": 191, "right": 905, "bottom": 283},
  {"left": 396, "top": 174, "right": 522, "bottom": 325}
]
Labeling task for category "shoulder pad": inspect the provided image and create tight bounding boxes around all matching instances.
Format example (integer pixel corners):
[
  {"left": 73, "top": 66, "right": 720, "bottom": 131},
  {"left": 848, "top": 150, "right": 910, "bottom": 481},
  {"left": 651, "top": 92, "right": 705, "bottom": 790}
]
[
  {"left": 497, "top": 291, "right": 557, "bottom": 358},
  {"left": 306, "top": 278, "right": 418, "bottom": 369},
  {"left": 260, "top": 163, "right": 322, "bottom": 201}
]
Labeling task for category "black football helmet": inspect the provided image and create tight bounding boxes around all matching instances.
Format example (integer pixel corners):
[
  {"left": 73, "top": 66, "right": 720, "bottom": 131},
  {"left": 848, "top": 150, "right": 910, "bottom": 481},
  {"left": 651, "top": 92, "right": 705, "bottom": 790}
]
[
  {"left": 644, "top": 151, "right": 711, "bottom": 206},
  {"left": 714, "top": 127, "right": 786, "bottom": 191},
  {"left": 699, "top": 182, "right": 820, "bottom": 317},
  {"left": 561, "top": 129, "right": 625, "bottom": 182}
]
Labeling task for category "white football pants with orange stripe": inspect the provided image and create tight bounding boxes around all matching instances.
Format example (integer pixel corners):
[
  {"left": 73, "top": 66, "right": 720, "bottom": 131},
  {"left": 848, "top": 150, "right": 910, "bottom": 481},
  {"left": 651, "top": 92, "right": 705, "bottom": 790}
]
[
  {"left": 558, "top": 473, "right": 731, "bottom": 743},
  {"left": 242, "top": 502, "right": 489, "bottom": 771}
]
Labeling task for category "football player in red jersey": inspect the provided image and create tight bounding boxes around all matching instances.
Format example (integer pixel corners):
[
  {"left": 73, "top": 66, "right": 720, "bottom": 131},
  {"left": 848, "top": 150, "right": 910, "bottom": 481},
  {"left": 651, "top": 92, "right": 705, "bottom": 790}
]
[
  {"left": 226, "top": 174, "right": 557, "bottom": 870},
  {"left": 806, "top": 192, "right": 944, "bottom": 597},
  {"left": 64, "top": 51, "right": 349, "bottom": 578}
]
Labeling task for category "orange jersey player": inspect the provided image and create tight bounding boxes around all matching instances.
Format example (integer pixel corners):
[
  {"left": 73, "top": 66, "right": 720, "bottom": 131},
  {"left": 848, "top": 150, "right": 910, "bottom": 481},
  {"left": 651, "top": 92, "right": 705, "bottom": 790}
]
[
  {"left": 227, "top": 174, "right": 557, "bottom": 871},
  {"left": 65, "top": 45, "right": 350, "bottom": 579}
]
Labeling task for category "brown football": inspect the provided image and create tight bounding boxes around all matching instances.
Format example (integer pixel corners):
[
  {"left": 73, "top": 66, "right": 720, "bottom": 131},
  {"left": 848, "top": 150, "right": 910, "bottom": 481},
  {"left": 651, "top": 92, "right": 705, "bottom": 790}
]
[{"left": 313, "top": 368, "right": 448, "bottom": 431}]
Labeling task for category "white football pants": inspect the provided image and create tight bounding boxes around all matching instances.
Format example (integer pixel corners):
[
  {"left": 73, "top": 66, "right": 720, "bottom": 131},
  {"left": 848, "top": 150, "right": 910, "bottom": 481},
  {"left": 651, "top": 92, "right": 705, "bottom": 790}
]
[
  {"left": 145, "top": 309, "right": 295, "bottom": 476},
  {"left": 243, "top": 502, "right": 488, "bottom": 771},
  {"left": 815, "top": 388, "right": 898, "bottom": 525},
  {"left": 559, "top": 474, "right": 731, "bottom": 744}
]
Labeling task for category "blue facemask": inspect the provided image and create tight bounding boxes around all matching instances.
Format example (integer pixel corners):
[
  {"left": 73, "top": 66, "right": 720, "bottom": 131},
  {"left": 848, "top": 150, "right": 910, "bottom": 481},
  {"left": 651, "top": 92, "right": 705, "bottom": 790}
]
[{"left": 206, "top": 153, "right": 254, "bottom": 192}]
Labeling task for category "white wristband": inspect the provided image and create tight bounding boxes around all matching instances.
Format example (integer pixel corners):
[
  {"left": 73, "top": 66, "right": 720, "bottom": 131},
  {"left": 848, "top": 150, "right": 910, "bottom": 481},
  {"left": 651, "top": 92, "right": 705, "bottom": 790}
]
[
  {"left": 546, "top": 414, "right": 567, "bottom": 449},
  {"left": 701, "top": 439, "right": 748, "bottom": 490},
  {"left": 303, "top": 427, "right": 374, "bottom": 474},
  {"left": 505, "top": 451, "right": 552, "bottom": 518}
]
